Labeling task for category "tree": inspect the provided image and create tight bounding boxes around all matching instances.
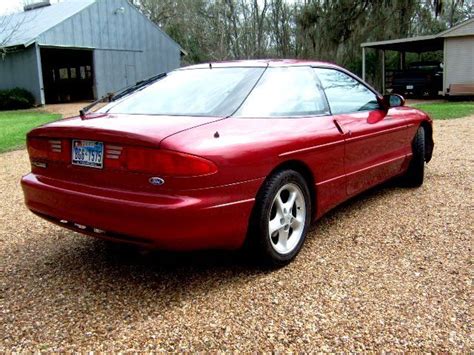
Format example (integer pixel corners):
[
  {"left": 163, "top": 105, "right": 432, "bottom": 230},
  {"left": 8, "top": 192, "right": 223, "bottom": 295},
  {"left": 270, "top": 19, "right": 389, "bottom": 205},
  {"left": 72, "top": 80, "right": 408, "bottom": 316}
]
[
  {"left": 0, "top": 1, "right": 38, "bottom": 59},
  {"left": 131, "top": 0, "right": 471, "bottom": 68},
  {"left": 0, "top": 14, "right": 24, "bottom": 59}
]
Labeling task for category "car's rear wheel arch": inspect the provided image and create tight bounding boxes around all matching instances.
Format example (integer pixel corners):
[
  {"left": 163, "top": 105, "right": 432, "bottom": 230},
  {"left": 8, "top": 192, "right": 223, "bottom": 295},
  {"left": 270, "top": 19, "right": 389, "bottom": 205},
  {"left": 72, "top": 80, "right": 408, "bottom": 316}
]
[
  {"left": 263, "top": 160, "right": 316, "bottom": 219},
  {"left": 244, "top": 161, "right": 314, "bottom": 265}
]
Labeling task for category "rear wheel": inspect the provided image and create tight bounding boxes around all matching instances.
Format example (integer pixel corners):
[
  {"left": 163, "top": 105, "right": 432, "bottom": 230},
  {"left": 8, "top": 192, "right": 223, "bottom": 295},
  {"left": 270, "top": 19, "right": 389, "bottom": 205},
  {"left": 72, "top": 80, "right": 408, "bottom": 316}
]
[
  {"left": 403, "top": 126, "right": 425, "bottom": 187},
  {"left": 248, "top": 170, "right": 311, "bottom": 267}
]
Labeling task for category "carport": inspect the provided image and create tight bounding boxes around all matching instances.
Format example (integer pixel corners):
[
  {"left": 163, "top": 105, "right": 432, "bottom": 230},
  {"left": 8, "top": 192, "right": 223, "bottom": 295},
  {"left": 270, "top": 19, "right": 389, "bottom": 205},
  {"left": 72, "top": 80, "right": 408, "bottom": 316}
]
[
  {"left": 361, "top": 35, "right": 444, "bottom": 95},
  {"left": 361, "top": 18, "right": 474, "bottom": 96}
]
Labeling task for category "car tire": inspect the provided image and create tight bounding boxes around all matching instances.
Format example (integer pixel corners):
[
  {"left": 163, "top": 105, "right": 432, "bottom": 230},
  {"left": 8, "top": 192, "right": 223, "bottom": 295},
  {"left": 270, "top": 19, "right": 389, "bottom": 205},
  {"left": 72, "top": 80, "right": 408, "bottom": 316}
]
[
  {"left": 248, "top": 170, "right": 311, "bottom": 267},
  {"left": 403, "top": 126, "right": 425, "bottom": 187}
]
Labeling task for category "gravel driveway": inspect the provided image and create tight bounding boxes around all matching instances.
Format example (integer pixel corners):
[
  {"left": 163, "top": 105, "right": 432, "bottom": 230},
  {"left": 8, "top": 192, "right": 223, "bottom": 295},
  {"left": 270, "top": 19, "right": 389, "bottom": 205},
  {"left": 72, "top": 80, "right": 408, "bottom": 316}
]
[{"left": 1, "top": 116, "right": 472, "bottom": 351}]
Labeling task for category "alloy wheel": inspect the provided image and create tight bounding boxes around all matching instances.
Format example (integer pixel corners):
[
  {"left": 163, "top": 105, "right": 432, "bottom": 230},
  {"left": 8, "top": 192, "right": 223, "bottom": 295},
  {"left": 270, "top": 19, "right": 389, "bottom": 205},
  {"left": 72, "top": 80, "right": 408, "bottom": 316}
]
[{"left": 267, "top": 183, "right": 306, "bottom": 255}]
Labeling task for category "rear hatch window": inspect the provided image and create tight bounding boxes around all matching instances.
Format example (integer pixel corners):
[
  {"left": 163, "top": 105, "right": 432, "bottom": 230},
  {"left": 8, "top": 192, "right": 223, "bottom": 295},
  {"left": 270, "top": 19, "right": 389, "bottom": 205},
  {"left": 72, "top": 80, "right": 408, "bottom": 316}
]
[{"left": 101, "top": 67, "right": 265, "bottom": 117}]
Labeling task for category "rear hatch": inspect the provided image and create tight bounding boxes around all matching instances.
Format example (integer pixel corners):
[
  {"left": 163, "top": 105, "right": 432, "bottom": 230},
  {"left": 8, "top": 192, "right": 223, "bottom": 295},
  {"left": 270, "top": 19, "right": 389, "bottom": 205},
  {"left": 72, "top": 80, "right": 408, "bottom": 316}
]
[
  {"left": 29, "top": 113, "right": 223, "bottom": 145},
  {"left": 27, "top": 113, "right": 223, "bottom": 191}
]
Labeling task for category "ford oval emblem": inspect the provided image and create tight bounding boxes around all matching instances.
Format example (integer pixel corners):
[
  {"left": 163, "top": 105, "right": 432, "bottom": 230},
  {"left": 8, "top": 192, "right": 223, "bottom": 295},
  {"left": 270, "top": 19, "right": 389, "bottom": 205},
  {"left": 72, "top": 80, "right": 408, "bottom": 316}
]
[{"left": 149, "top": 177, "right": 165, "bottom": 186}]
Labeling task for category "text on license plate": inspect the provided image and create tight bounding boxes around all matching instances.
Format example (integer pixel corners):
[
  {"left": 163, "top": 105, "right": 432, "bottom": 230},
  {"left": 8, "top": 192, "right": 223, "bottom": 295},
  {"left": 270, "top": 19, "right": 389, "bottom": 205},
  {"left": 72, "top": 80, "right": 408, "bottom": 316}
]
[
  {"left": 406, "top": 85, "right": 414, "bottom": 89},
  {"left": 72, "top": 140, "right": 104, "bottom": 168}
]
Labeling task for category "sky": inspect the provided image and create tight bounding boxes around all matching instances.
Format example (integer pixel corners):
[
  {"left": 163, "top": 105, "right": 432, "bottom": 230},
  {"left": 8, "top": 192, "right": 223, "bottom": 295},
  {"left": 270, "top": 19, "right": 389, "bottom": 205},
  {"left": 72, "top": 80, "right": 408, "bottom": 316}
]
[{"left": 0, "top": 0, "right": 22, "bottom": 15}]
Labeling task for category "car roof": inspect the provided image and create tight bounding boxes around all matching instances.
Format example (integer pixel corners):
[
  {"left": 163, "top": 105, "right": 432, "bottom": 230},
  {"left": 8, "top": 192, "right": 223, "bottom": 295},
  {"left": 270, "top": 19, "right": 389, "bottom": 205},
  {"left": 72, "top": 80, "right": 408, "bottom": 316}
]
[
  {"left": 180, "top": 59, "right": 340, "bottom": 70},
  {"left": 175, "top": 59, "right": 381, "bottom": 97}
]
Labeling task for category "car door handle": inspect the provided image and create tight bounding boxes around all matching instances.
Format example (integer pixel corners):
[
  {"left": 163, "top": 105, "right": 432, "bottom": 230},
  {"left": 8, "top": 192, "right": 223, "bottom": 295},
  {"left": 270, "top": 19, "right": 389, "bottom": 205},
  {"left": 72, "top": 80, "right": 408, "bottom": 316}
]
[
  {"left": 333, "top": 119, "right": 352, "bottom": 136},
  {"left": 333, "top": 119, "right": 344, "bottom": 134}
]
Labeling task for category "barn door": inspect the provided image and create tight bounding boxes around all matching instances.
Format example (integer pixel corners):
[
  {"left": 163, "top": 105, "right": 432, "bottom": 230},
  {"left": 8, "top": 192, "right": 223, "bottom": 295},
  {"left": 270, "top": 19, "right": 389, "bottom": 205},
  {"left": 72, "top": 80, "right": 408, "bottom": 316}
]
[{"left": 40, "top": 48, "right": 94, "bottom": 103}]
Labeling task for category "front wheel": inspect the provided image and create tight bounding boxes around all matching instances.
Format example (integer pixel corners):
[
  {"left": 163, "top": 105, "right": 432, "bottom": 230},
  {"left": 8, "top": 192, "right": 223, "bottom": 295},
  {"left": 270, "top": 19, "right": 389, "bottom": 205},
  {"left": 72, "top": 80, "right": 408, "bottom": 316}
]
[
  {"left": 248, "top": 170, "right": 311, "bottom": 267},
  {"left": 403, "top": 126, "right": 425, "bottom": 187}
]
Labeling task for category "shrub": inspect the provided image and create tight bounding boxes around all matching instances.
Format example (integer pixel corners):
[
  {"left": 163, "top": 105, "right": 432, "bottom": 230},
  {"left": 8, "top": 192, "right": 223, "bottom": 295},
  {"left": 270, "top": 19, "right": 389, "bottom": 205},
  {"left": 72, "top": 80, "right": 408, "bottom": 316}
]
[{"left": 0, "top": 88, "right": 36, "bottom": 110}]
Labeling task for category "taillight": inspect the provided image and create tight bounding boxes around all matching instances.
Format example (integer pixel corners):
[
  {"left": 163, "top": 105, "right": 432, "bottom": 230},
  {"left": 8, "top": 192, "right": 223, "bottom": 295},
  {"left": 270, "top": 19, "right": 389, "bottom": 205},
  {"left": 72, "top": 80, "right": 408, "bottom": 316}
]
[
  {"left": 104, "top": 145, "right": 124, "bottom": 169},
  {"left": 27, "top": 137, "right": 48, "bottom": 159},
  {"left": 27, "top": 138, "right": 218, "bottom": 177},
  {"left": 27, "top": 137, "right": 68, "bottom": 162},
  {"left": 126, "top": 147, "right": 218, "bottom": 177}
]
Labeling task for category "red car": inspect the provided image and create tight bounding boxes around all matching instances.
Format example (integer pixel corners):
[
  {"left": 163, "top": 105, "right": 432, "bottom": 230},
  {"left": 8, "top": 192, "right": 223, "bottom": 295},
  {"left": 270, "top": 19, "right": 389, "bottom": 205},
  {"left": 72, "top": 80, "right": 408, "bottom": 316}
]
[{"left": 21, "top": 60, "right": 434, "bottom": 266}]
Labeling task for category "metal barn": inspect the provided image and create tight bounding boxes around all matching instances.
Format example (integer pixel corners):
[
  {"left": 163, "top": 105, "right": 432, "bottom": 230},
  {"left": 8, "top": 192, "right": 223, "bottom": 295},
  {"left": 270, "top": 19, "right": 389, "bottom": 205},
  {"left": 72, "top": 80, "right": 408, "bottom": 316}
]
[
  {"left": 361, "top": 17, "right": 474, "bottom": 96},
  {"left": 0, "top": 0, "right": 183, "bottom": 105}
]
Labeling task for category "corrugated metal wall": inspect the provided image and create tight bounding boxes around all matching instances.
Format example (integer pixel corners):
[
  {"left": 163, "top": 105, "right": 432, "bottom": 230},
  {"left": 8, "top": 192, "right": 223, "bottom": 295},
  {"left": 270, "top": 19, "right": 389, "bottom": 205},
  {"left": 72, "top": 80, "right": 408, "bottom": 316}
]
[
  {"left": 0, "top": 45, "right": 44, "bottom": 103},
  {"left": 444, "top": 36, "right": 474, "bottom": 93},
  {"left": 37, "top": 0, "right": 181, "bottom": 99}
]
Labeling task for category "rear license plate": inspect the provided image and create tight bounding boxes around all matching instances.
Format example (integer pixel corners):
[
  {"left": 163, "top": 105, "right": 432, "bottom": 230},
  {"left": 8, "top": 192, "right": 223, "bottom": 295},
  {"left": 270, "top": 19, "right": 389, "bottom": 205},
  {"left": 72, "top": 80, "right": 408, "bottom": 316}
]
[
  {"left": 72, "top": 140, "right": 104, "bottom": 168},
  {"left": 406, "top": 85, "right": 414, "bottom": 90}
]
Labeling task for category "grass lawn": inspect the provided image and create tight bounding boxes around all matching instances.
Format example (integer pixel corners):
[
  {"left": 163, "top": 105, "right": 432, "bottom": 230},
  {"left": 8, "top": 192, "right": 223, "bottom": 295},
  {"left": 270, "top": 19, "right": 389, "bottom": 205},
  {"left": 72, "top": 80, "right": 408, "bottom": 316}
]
[
  {"left": 0, "top": 110, "right": 62, "bottom": 153},
  {"left": 413, "top": 101, "right": 474, "bottom": 120}
]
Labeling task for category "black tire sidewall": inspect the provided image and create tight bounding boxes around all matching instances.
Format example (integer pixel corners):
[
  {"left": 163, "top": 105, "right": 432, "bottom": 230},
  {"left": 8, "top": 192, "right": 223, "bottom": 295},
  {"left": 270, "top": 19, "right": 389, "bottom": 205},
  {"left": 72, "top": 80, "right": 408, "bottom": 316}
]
[
  {"left": 404, "top": 126, "right": 425, "bottom": 187},
  {"left": 252, "top": 170, "right": 312, "bottom": 266}
]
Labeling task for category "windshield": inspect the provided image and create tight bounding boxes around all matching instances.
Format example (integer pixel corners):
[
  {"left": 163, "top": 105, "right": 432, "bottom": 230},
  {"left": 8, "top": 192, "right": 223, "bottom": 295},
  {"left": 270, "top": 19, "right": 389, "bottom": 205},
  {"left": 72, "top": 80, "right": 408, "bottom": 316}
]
[{"left": 101, "top": 67, "right": 265, "bottom": 117}]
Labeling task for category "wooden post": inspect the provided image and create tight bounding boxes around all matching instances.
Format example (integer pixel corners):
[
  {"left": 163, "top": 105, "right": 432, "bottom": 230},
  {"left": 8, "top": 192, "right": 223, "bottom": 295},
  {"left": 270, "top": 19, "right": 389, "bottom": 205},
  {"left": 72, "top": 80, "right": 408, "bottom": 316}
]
[
  {"left": 362, "top": 47, "right": 366, "bottom": 81},
  {"left": 400, "top": 51, "right": 406, "bottom": 70},
  {"left": 382, "top": 49, "right": 385, "bottom": 94}
]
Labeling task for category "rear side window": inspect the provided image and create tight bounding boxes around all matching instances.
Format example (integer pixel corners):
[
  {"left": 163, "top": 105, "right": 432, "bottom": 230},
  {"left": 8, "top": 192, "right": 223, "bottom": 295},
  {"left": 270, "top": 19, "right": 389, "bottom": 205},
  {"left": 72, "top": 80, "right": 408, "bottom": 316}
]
[
  {"left": 314, "top": 68, "right": 380, "bottom": 114},
  {"left": 234, "top": 67, "right": 330, "bottom": 117}
]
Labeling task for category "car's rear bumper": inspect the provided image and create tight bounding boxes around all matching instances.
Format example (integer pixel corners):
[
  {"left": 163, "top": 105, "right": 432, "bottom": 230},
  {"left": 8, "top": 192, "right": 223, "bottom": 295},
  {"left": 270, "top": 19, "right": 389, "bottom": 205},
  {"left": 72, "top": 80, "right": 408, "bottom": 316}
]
[
  {"left": 21, "top": 173, "right": 263, "bottom": 250},
  {"left": 391, "top": 84, "right": 427, "bottom": 92},
  {"left": 391, "top": 83, "right": 440, "bottom": 95}
]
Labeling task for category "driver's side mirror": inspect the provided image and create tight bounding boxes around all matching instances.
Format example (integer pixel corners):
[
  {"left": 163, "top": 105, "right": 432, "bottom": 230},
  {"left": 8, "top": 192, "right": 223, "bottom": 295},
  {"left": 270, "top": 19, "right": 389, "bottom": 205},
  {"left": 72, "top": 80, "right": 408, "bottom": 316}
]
[{"left": 383, "top": 93, "right": 405, "bottom": 108}]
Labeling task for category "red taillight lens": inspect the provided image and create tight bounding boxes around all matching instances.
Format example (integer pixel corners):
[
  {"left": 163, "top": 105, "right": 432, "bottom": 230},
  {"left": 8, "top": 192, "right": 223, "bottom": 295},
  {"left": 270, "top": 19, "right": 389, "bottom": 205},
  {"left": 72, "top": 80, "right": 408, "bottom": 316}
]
[
  {"left": 126, "top": 147, "right": 218, "bottom": 177},
  {"left": 27, "top": 137, "right": 49, "bottom": 159},
  {"left": 27, "top": 138, "right": 217, "bottom": 177},
  {"left": 27, "top": 137, "right": 68, "bottom": 162}
]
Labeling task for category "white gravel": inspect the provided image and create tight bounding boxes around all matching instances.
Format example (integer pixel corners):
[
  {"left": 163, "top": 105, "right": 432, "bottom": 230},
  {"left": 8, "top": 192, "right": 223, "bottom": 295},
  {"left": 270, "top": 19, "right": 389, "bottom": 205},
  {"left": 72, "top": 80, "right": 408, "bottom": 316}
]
[{"left": 0, "top": 116, "right": 473, "bottom": 351}]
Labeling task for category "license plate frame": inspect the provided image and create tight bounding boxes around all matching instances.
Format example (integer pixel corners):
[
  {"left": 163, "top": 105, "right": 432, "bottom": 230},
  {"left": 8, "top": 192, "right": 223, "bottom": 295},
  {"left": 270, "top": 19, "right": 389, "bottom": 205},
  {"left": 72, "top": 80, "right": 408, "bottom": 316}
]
[{"left": 71, "top": 139, "right": 104, "bottom": 169}]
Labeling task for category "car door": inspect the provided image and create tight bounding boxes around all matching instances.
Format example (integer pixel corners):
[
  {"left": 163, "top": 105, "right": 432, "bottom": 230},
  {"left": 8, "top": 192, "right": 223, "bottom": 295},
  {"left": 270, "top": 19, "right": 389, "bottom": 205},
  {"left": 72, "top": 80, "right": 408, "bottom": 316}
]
[
  {"left": 233, "top": 66, "right": 347, "bottom": 217},
  {"left": 314, "top": 67, "right": 409, "bottom": 197}
]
